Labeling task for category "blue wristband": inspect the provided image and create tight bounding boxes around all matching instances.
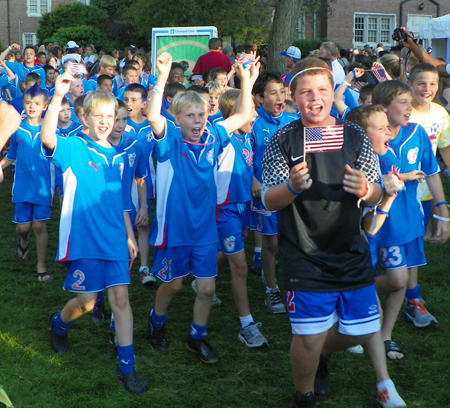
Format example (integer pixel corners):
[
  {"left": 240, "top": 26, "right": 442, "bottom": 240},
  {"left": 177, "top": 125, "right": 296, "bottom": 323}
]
[
  {"left": 377, "top": 208, "right": 389, "bottom": 215},
  {"left": 435, "top": 201, "right": 448, "bottom": 207},
  {"left": 286, "top": 180, "right": 302, "bottom": 195},
  {"left": 352, "top": 70, "right": 357, "bottom": 80}
]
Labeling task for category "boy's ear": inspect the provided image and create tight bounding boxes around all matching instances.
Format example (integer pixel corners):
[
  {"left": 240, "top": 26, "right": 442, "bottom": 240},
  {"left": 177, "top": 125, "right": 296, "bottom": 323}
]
[
  {"left": 174, "top": 114, "right": 181, "bottom": 126},
  {"left": 254, "top": 93, "right": 264, "bottom": 105},
  {"left": 357, "top": 99, "right": 363, "bottom": 106}
]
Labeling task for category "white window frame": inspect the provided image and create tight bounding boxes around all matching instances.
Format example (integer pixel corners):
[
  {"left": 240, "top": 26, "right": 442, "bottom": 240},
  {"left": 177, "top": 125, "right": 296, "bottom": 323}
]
[
  {"left": 353, "top": 13, "right": 396, "bottom": 48},
  {"left": 23, "top": 33, "right": 38, "bottom": 47},
  {"left": 27, "top": 0, "right": 52, "bottom": 17},
  {"left": 77, "top": 0, "right": 91, "bottom": 4}
]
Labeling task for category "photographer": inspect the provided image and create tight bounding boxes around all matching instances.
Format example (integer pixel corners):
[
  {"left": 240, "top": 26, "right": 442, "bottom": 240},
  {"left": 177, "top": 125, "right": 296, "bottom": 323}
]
[{"left": 399, "top": 26, "right": 450, "bottom": 77}]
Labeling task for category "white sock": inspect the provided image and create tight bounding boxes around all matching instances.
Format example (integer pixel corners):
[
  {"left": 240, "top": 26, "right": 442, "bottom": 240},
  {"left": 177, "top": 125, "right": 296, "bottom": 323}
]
[
  {"left": 239, "top": 314, "right": 254, "bottom": 328},
  {"left": 266, "top": 285, "right": 279, "bottom": 294},
  {"left": 376, "top": 379, "right": 394, "bottom": 392}
]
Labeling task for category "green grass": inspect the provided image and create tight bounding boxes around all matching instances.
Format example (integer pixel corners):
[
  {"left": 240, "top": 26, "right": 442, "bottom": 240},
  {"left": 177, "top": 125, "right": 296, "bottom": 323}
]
[{"left": 1, "top": 170, "right": 450, "bottom": 408}]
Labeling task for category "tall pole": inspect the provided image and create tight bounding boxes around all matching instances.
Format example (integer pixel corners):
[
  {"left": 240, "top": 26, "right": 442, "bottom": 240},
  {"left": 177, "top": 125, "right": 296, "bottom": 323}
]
[{"left": 18, "top": 21, "right": 23, "bottom": 49}]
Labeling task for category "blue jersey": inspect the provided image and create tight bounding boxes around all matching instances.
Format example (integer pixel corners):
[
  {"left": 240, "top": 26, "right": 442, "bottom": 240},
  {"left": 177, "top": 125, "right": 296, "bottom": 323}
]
[
  {"left": 217, "top": 131, "right": 253, "bottom": 205},
  {"left": 45, "top": 84, "right": 55, "bottom": 96},
  {"left": 251, "top": 107, "right": 298, "bottom": 185},
  {"left": 208, "top": 110, "right": 223, "bottom": 125},
  {"left": 149, "top": 119, "right": 230, "bottom": 247},
  {"left": 43, "top": 134, "right": 128, "bottom": 262},
  {"left": 57, "top": 120, "right": 83, "bottom": 138},
  {"left": 137, "top": 125, "right": 156, "bottom": 200},
  {"left": 85, "top": 75, "right": 98, "bottom": 93},
  {"left": 5, "top": 62, "right": 26, "bottom": 98},
  {"left": 10, "top": 96, "right": 24, "bottom": 117},
  {"left": 114, "top": 84, "right": 127, "bottom": 100},
  {"left": 377, "top": 123, "right": 439, "bottom": 247},
  {"left": 161, "top": 107, "right": 177, "bottom": 126},
  {"left": 125, "top": 117, "right": 148, "bottom": 138},
  {"left": 23, "top": 65, "right": 46, "bottom": 88},
  {"left": 6, "top": 119, "right": 55, "bottom": 205}
]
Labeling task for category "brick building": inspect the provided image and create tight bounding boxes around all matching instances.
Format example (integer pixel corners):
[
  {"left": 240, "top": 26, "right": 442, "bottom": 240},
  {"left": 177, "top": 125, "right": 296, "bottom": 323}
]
[
  {"left": 0, "top": 0, "right": 90, "bottom": 49},
  {"left": 299, "top": 0, "right": 450, "bottom": 50}
]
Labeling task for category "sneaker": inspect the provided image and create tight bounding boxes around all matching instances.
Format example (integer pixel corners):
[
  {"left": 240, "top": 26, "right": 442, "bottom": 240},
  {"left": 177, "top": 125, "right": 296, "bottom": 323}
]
[
  {"left": 314, "top": 355, "right": 329, "bottom": 400},
  {"left": 191, "top": 280, "right": 222, "bottom": 306},
  {"left": 346, "top": 344, "right": 364, "bottom": 354},
  {"left": 48, "top": 313, "right": 71, "bottom": 353},
  {"left": 405, "top": 298, "right": 437, "bottom": 328},
  {"left": 91, "top": 303, "right": 105, "bottom": 323},
  {"left": 290, "top": 391, "right": 316, "bottom": 408},
  {"left": 443, "top": 168, "right": 450, "bottom": 178},
  {"left": 121, "top": 371, "right": 148, "bottom": 394},
  {"left": 265, "top": 288, "right": 286, "bottom": 314},
  {"left": 378, "top": 384, "right": 407, "bottom": 408},
  {"left": 140, "top": 266, "right": 156, "bottom": 284},
  {"left": 237, "top": 322, "right": 268, "bottom": 348},
  {"left": 148, "top": 316, "right": 168, "bottom": 351},
  {"left": 187, "top": 337, "right": 219, "bottom": 364}
]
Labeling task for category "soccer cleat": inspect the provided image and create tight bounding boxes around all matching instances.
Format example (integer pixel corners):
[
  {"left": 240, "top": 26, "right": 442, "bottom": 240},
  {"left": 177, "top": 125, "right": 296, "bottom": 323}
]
[
  {"left": 265, "top": 288, "right": 286, "bottom": 314},
  {"left": 237, "top": 322, "right": 268, "bottom": 348},
  {"left": 139, "top": 266, "right": 156, "bottom": 284},
  {"left": 405, "top": 298, "right": 437, "bottom": 328},
  {"left": 290, "top": 391, "right": 316, "bottom": 408},
  {"left": 378, "top": 384, "right": 407, "bottom": 408},
  {"left": 346, "top": 344, "right": 364, "bottom": 354},
  {"left": 191, "top": 279, "right": 222, "bottom": 306},
  {"left": 91, "top": 302, "right": 105, "bottom": 323},
  {"left": 148, "top": 316, "right": 168, "bottom": 351},
  {"left": 187, "top": 337, "right": 219, "bottom": 364},
  {"left": 48, "top": 313, "right": 71, "bottom": 353},
  {"left": 314, "top": 355, "right": 329, "bottom": 400},
  {"left": 121, "top": 371, "right": 148, "bottom": 394}
]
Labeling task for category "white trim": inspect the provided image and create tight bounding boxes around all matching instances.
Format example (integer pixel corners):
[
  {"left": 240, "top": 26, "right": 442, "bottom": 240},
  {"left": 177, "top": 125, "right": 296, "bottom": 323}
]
[
  {"left": 22, "top": 33, "right": 37, "bottom": 47},
  {"left": 27, "top": 0, "right": 52, "bottom": 17},
  {"left": 353, "top": 13, "right": 396, "bottom": 48}
]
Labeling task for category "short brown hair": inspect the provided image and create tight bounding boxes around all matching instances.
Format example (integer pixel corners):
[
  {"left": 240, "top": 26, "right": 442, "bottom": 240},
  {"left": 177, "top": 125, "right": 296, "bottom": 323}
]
[
  {"left": 219, "top": 89, "right": 241, "bottom": 119},
  {"left": 372, "top": 80, "right": 411, "bottom": 108},
  {"left": 409, "top": 63, "right": 439, "bottom": 84},
  {"left": 289, "top": 57, "right": 333, "bottom": 94},
  {"left": 346, "top": 104, "right": 385, "bottom": 132}
]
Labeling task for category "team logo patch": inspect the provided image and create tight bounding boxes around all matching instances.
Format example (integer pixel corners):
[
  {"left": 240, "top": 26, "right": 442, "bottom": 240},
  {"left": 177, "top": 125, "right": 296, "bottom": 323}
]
[
  {"left": 407, "top": 147, "right": 419, "bottom": 164},
  {"left": 368, "top": 304, "right": 378, "bottom": 314},
  {"left": 223, "top": 235, "right": 236, "bottom": 252},
  {"left": 146, "top": 131, "right": 153, "bottom": 142},
  {"left": 206, "top": 148, "right": 214, "bottom": 165},
  {"left": 128, "top": 152, "right": 136, "bottom": 167}
]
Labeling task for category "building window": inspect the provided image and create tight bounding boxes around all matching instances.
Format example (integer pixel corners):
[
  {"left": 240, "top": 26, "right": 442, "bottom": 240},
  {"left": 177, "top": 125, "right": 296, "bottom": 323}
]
[
  {"left": 23, "top": 33, "right": 37, "bottom": 47},
  {"left": 353, "top": 14, "right": 396, "bottom": 47},
  {"left": 27, "top": 0, "right": 51, "bottom": 17},
  {"left": 77, "top": 0, "right": 90, "bottom": 4}
]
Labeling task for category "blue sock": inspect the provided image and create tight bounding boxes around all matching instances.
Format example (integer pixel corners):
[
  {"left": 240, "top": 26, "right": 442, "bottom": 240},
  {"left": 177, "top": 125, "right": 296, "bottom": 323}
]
[
  {"left": 117, "top": 344, "right": 135, "bottom": 376},
  {"left": 110, "top": 312, "right": 115, "bottom": 333},
  {"left": 95, "top": 291, "right": 105, "bottom": 306},
  {"left": 150, "top": 308, "right": 167, "bottom": 328},
  {"left": 405, "top": 285, "right": 421, "bottom": 300},
  {"left": 52, "top": 312, "right": 72, "bottom": 336},
  {"left": 190, "top": 321, "right": 207, "bottom": 340}
]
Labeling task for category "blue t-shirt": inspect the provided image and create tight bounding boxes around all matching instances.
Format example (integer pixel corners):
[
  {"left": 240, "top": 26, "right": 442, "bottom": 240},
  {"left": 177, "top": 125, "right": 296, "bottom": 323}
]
[
  {"left": 208, "top": 110, "right": 223, "bottom": 125},
  {"left": 57, "top": 120, "right": 83, "bottom": 138},
  {"left": 251, "top": 107, "right": 298, "bottom": 186},
  {"left": 377, "top": 123, "right": 439, "bottom": 247},
  {"left": 137, "top": 124, "right": 156, "bottom": 200},
  {"left": 45, "top": 84, "right": 55, "bottom": 96},
  {"left": 43, "top": 134, "right": 129, "bottom": 262},
  {"left": 23, "top": 65, "right": 46, "bottom": 89},
  {"left": 149, "top": 119, "right": 230, "bottom": 247},
  {"left": 125, "top": 117, "right": 148, "bottom": 138},
  {"left": 85, "top": 75, "right": 98, "bottom": 94},
  {"left": 7, "top": 119, "right": 55, "bottom": 205}
]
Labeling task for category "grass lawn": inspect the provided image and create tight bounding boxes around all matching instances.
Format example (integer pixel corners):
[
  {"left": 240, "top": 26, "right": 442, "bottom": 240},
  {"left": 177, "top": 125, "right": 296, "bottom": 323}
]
[{"left": 1, "top": 169, "right": 449, "bottom": 408}]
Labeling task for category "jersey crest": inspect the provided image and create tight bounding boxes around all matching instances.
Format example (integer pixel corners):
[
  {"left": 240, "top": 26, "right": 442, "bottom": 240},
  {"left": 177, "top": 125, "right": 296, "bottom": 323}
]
[
  {"left": 128, "top": 152, "right": 136, "bottom": 167},
  {"left": 206, "top": 148, "right": 214, "bottom": 165},
  {"left": 223, "top": 235, "right": 236, "bottom": 252},
  {"left": 407, "top": 147, "right": 419, "bottom": 164}
]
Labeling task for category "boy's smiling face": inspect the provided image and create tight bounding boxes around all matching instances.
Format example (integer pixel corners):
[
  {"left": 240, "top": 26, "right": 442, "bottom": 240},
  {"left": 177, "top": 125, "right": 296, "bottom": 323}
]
[
  {"left": 257, "top": 81, "right": 286, "bottom": 116},
  {"left": 410, "top": 71, "right": 438, "bottom": 107},
  {"left": 124, "top": 91, "right": 146, "bottom": 118},
  {"left": 85, "top": 102, "right": 116, "bottom": 143},
  {"left": 110, "top": 108, "right": 128, "bottom": 140},
  {"left": 175, "top": 104, "right": 207, "bottom": 143},
  {"left": 23, "top": 94, "right": 47, "bottom": 120},
  {"left": 365, "top": 111, "right": 392, "bottom": 156},
  {"left": 386, "top": 92, "right": 413, "bottom": 128},
  {"left": 291, "top": 73, "right": 334, "bottom": 127}
]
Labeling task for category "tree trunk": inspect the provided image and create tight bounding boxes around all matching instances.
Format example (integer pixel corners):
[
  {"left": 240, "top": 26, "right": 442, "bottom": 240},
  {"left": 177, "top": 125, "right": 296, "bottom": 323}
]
[{"left": 267, "top": 0, "right": 304, "bottom": 74}]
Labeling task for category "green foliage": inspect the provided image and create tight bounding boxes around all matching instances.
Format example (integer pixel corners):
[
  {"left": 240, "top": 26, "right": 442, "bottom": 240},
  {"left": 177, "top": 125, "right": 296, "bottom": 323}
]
[
  {"left": 52, "top": 26, "right": 112, "bottom": 51},
  {"left": 37, "top": 3, "right": 108, "bottom": 44}
]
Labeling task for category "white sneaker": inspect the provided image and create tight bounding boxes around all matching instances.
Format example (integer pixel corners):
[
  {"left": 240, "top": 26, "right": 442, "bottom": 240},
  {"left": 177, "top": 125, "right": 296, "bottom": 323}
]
[
  {"left": 265, "top": 288, "right": 286, "bottom": 314},
  {"left": 238, "top": 322, "right": 268, "bottom": 348},
  {"left": 346, "top": 344, "right": 364, "bottom": 354},
  {"left": 378, "top": 384, "right": 407, "bottom": 408},
  {"left": 139, "top": 266, "right": 156, "bottom": 284},
  {"left": 191, "top": 280, "right": 221, "bottom": 306}
]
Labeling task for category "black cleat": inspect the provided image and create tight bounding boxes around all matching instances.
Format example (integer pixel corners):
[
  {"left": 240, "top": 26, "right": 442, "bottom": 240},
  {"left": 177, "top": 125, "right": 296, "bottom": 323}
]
[
  {"left": 290, "top": 391, "right": 316, "bottom": 408},
  {"left": 48, "top": 312, "right": 71, "bottom": 353},
  {"left": 148, "top": 316, "right": 168, "bottom": 351},
  {"left": 187, "top": 337, "right": 219, "bottom": 364}
]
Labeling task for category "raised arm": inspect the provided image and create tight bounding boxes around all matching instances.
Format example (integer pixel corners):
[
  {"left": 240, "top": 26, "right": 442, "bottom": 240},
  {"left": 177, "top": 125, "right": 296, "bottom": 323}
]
[
  {"left": 0, "top": 102, "right": 21, "bottom": 150},
  {"left": 334, "top": 68, "right": 364, "bottom": 116},
  {"left": 0, "top": 60, "right": 16, "bottom": 82},
  {"left": 146, "top": 52, "right": 172, "bottom": 139},
  {"left": 0, "top": 43, "right": 19, "bottom": 62}
]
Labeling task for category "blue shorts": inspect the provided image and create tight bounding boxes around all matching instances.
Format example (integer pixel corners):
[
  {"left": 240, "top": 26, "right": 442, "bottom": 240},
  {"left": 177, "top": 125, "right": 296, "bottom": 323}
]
[
  {"left": 250, "top": 197, "right": 278, "bottom": 235},
  {"left": 379, "top": 236, "right": 426, "bottom": 269},
  {"left": 217, "top": 202, "right": 250, "bottom": 255},
  {"left": 286, "top": 284, "right": 380, "bottom": 336},
  {"left": 13, "top": 202, "right": 52, "bottom": 224},
  {"left": 63, "top": 258, "right": 131, "bottom": 293},
  {"left": 421, "top": 199, "right": 431, "bottom": 229},
  {"left": 151, "top": 243, "right": 218, "bottom": 282}
]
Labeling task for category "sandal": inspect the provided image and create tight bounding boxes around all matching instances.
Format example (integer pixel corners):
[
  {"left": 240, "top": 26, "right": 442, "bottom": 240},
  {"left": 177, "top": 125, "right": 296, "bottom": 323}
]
[
  {"left": 37, "top": 272, "right": 53, "bottom": 282},
  {"left": 384, "top": 340, "right": 404, "bottom": 361},
  {"left": 121, "top": 371, "right": 148, "bottom": 394},
  {"left": 15, "top": 238, "right": 29, "bottom": 261}
]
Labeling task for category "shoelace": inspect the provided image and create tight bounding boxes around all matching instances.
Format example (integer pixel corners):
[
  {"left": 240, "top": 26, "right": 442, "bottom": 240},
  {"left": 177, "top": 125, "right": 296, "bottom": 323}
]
[
  {"left": 268, "top": 291, "right": 282, "bottom": 305},
  {"left": 408, "top": 299, "right": 428, "bottom": 316}
]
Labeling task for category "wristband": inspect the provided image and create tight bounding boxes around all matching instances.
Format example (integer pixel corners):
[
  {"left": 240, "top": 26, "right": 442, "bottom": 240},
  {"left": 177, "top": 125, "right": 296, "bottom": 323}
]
[
  {"left": 8, "top": 46, "right": 12, "bottom": 51},
  {"left": 352, "top": 71, "right": 357, "bottom": 80},
  {"left": 343, "top": 80, "right": 352, "bottom": 86},
  {"left": 47, "top": 104, "right": 62, "bottom": 113},
  {"left": 152, "top": 86, "right": 164, "bottom": 94},
  {"left": 359, "top": 182, "right": 370, "bottom": 200},
  {"left": 433, "top": 214, "right": 450, "bottom": 222},
  {"left": 435, "top": 201, "right": 448, "bottom": 208},
  {"left": 286, "top": 180, "right": 302, "bottom": 195},
  {"left": 376, "top": 208, "right": 389, "bottom": 215}
]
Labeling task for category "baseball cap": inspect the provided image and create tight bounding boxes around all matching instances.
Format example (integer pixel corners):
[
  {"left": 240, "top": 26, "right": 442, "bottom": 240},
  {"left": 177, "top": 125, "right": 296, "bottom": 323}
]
[
  {"left": 280, "top": 46, "right": 301, "bottom": 60},
  {"left": 66, "top": 41, "right": 79, "bottom": 48},
  {"left": 223, "top": 45, "right": 233, "bottom": 53},
  {"left": 364, "top": 44, "right": 372, "bottom": 49}
]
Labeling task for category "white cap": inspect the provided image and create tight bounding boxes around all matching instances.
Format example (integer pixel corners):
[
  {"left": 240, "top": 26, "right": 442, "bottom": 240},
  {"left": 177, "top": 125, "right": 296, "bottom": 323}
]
[{"left": 66, "top": 41, "right": 79, "bottom": 49}]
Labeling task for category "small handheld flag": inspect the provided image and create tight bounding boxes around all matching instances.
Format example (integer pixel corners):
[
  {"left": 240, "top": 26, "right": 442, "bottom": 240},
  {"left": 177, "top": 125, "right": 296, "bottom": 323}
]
[
  {"left": 372, "top": 68, "right": 389, "bottom": 83},
  {"left": 304, "top": 125, "right": 344, "bottom": 154}
]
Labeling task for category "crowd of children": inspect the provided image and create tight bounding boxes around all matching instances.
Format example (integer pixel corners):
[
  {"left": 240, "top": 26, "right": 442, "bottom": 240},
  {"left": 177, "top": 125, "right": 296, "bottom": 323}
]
[{"left": 1, "top": 36, "right": 450, "bottom": 407}]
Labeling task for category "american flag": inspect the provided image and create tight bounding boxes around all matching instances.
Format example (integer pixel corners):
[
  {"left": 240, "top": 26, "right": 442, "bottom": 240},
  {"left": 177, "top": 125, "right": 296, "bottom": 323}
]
[
  {"left": 372, "top": 68, "right": 388, "bottom": 83},
  {"left": 304, "top": 125, "right": 344, "bottom": 153}
]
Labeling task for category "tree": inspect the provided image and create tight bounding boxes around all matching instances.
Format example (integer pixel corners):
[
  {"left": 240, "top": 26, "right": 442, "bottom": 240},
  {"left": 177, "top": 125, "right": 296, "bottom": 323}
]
[
  {"left": 52, "top": 26, "right": 112, "bottom": 51},
  {"left": 37, "top": 3, "right": 108, "bottom": 44},
  {"left": 267, "top": 0, "right": 304, "bottom": 74}
]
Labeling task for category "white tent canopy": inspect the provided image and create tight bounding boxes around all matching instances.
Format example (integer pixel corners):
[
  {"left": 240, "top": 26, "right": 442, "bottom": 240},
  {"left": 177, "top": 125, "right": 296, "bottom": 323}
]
[{"left": 420, "top": 14, "right": 450, "bottom": 39}]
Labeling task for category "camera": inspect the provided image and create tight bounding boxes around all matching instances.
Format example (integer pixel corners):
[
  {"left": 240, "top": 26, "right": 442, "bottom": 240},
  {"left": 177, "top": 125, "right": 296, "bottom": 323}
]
[{"left": 392, "top": 27, "right": 408, "bottom": 42}]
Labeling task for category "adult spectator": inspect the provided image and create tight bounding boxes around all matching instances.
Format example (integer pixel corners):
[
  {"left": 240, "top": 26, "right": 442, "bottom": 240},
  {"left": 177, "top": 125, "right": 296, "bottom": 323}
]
[
  {"left": 62, "top": 41, "right": 81, "bottom": 64},
  {"left": 280, "top": 46, "right": 301, "bottom": 83},
  {"left": 192, "top": 38, "right": 232, "bottom": 74},
  {"left": 223, "top": 45, "right": 236, "bottom": 65},
  {"left": 318, "top": 41, "right": 346, "bottom": 85}
]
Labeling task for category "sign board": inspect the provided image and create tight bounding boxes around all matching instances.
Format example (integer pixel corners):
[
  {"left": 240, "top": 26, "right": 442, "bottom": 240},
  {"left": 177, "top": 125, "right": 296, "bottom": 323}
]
[{"left": 151, "top": 26, "right": 218, "bottom": 77}]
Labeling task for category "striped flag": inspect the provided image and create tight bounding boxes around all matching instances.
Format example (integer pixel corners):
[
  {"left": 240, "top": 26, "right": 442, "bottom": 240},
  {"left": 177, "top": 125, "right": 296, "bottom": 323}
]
[
  {"left": 372, "top": 68, "right": 388, "bottom": 83},
  {"left": 304, "top": 125, "right": 344, "bottom": 153}
]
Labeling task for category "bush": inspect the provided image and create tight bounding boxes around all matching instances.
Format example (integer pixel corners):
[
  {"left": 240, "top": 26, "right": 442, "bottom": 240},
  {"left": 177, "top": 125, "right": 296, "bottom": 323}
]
[{"left": 51, "top": 26, "right": 112, "bottom": 52}]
